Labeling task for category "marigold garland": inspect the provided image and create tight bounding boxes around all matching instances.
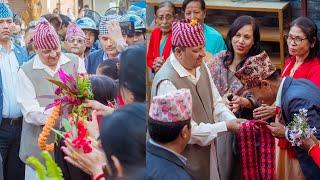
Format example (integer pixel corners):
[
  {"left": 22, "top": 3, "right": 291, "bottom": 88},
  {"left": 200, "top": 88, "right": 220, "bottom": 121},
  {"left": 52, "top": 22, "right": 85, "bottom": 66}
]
[
  {"left": 38, "top": 105, "right": 61, "bottom": 151},
  {"left": 38, "top": 68, "right": 96, "bottom": 153}
]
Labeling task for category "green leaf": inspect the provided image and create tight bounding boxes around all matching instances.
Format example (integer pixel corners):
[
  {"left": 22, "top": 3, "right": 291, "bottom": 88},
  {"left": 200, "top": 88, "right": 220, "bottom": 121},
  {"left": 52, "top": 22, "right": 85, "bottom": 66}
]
[
  {"left": 26, "top": 156, "right": 46, "bottom": 180},
  {"left": 62, "top": 118, "right": 72, "bottom": 131},
  {"left": 51, "top": 128, "right": 65, "bottom": 139},
  {"left": 42, "top": 151, "right": 63, "bottom": 180},
  {"left": 72, "top": 124, "right": 78, "bottom": 137}
]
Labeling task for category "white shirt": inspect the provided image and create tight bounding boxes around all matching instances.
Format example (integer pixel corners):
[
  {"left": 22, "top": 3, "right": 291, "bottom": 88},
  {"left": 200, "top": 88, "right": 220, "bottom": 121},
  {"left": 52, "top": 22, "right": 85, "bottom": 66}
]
[
  {"left": 17, "top": 53, "right": 86, "bottom": 126},
  {"left": 0, "top": 42, "right": 22, "bottom": 118},
  {"left": 156, "top": 54, "right": 236, "bottom": 180},
  {"left": 275, "top": 77, "right": 286, "bottom": 108},
  {"left": 157, "top": 54, "right": 236, "bottom": 146}
]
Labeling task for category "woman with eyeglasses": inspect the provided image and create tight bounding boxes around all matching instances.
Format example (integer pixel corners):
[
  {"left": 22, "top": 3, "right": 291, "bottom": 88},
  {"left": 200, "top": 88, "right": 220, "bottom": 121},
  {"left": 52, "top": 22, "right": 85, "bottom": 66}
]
[
  {"left": 147, "top": 1, "right": 175, "bottom": 73},
  {"left": 252, "top": 16, "right": 320, "bottom": 180},
  {"left": 253, "top": 17, "right": 320, "bottom": 121},
  {"left": 282, "top": 17, "right": 320, "bottom": 85},
  {"left": 268, "top": 16, "right": 320, "bottom": 180}
]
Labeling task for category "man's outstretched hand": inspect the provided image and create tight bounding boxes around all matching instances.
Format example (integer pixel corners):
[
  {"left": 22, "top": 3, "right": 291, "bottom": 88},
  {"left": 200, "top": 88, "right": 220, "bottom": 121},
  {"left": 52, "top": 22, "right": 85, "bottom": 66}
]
[{"left": 226, "top": 119, "right": 245, "bottom": 133}]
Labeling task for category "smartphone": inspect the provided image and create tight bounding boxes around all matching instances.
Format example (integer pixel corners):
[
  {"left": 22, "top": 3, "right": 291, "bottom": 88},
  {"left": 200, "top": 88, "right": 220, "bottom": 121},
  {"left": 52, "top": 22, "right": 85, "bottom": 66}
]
[{"left": 119, "top": 21, "right": 135, "bottom": 35}]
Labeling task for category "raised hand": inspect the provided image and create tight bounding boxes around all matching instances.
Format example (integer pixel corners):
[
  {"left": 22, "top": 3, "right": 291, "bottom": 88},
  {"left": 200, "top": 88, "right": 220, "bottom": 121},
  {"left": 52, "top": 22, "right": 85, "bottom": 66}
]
[{"left": 253, "top": 104, "right": 276, "bottom": 120}]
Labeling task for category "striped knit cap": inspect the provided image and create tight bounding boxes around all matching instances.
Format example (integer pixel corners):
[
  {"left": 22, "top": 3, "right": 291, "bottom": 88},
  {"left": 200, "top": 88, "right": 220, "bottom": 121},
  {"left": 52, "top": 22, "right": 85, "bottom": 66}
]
[
  {"left": 0, "top": 2, "right": 13, "bottom": 19},
  {"left": 172, "top": 19, "right": 205, "bottom": 47},
  {"left": 33, "top": 18, "right": 60, "bottom": 49}
]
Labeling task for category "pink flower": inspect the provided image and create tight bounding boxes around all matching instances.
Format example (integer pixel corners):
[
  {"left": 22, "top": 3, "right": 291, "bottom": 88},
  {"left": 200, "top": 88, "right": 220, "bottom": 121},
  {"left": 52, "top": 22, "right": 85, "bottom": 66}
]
[
  {"left": 162, "top": 105, "right": 169, "bottom": 113},
  {"left": 58, "top": 69, "right": 73, "bottom": 84},
  {"left": 55, "top": 87, "right": 62, "bottom": 95},
  {"left": 179, "top": 104, "right": 186, "bottom": 112}
]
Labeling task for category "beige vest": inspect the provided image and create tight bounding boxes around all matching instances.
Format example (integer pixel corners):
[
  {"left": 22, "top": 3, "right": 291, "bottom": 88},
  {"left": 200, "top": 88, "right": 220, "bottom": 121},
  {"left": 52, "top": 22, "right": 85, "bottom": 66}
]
[
  {"left": 151, "top": 59, "right": 216, "bottom": 180},
  {"left": 19, "top": 53, "right": 79, "bottom": 163}
]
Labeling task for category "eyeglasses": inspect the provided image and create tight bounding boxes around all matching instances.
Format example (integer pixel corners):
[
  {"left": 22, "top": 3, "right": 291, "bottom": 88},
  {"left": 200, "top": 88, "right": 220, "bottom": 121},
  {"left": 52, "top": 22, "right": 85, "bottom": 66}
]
[
  {"left": 156, "top": 14, "right": 174, "bottom": 21},
  {"left": 285, "top": 35, "right": 308, "bottom": 45},
  {"left": 67, "top": 38, "right": 85, "bottom": 44}
]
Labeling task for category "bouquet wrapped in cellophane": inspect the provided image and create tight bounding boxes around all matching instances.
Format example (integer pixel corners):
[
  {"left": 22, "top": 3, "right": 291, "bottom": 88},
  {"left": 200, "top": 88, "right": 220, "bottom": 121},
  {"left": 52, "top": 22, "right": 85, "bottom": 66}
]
[{"left": 38, "top": 66, "right": 94, "bottom": 153}]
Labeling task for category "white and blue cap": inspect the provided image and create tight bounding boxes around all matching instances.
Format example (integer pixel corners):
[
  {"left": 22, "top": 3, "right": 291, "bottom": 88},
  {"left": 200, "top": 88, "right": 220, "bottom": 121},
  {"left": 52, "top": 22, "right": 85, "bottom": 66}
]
[
  {"left": 76, "top": 17, "right": 97, "bottom": 31},
  {"left": 99, "top": 14, "right": 122, "bottom": 35},
  {"left": 121, "top": 13, "right": 145, "bottom": 32},
  {"left": 0, "top": 2, "right": 13, "bottom": 19}
]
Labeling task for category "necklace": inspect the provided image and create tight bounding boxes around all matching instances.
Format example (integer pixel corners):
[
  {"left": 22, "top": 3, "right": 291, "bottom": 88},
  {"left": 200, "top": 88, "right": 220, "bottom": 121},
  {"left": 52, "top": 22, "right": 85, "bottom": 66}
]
[{"left": 289, "top": 61, "right": 303, "bottom": 77}]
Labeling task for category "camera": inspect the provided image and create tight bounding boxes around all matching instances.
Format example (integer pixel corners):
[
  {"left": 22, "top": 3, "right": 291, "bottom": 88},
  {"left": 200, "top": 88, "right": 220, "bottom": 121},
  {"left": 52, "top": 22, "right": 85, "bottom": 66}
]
[{"left": 119, "top": 21, "right": 135, "bottom": 36}]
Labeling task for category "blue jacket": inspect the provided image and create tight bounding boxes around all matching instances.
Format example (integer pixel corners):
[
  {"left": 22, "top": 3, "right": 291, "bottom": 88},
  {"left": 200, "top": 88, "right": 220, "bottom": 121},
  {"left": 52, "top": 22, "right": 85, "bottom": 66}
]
[
  {"left": 281, "top": 77, "right": 320, "bottom": 180},
  {"left": 86, "top": 49, "right": 104, "bottom": 74},
  {"left": 146, "top": 141, "right": 193, "bottom": 180},
  {"left": 0, "top": 43, "right": 29, "bottom": 124}
]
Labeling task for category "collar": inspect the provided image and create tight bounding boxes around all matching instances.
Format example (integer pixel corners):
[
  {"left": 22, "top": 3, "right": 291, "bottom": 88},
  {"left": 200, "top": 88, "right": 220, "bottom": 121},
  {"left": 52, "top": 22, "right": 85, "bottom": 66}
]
[
  {"left": 149, "top": 139, "right": 187, "bottom": 165},
  {"left": 275, "top": 77, "right": 286, "bottom": 107},
  {"left": 103, "top": 52, "right": 108, "bottom": 61},
  {"left": 33, "top": 53, "right": 71, "bottom": 70},
  {"left": 169, "top": 53, "right": 201, "bottom": 81}
]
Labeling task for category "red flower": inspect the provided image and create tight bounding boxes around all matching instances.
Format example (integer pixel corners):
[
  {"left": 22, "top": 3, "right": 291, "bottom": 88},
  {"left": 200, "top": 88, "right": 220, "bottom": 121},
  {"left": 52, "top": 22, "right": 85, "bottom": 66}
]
[
  {"left": 64, "top": 130, "right": 73, "bottom": 138},
  {"left": 82, "top": 141, "right": 92, "bottom": 153},
  {"left": 70, "top": 121, "right": 92, "bottom": 153}
]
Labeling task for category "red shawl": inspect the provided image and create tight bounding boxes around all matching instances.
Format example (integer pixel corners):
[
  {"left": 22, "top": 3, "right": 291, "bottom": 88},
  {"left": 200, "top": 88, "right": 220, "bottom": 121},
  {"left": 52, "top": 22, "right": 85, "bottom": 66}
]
[
  {"left": 238, "top": 120, "right": 275, "bottom": 180},
  {"left": 147, "top": 27, "right": 172, "bottom": 69}
]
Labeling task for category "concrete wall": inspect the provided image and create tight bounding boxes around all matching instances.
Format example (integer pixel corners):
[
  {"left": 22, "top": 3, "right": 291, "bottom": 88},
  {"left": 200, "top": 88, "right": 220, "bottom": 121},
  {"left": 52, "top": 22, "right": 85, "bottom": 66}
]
[
  {"left": 290, "top": 0, "right": 320, "bottom": 35},
  {"left": 93, "top": 0, "right": 115, "bottom": 15},
  {"left": 7, "top": 0, "right": 27, "bottom": 16}
]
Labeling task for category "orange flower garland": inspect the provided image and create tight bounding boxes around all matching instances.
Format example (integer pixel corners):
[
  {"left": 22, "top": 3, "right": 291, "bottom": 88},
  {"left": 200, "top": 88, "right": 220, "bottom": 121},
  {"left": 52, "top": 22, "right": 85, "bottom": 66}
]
[{"left": 38, "top": 105, "right": 61, "bottom": 151}]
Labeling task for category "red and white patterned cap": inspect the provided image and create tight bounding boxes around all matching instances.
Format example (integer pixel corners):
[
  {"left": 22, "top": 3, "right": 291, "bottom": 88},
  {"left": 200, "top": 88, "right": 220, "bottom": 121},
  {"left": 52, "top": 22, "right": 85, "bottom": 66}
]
[
  {"left": 172, "top": 19, "right": 205, "bottom": 47},
  {"left": 65, "top": 22, "right": 85, "bottom": 40},
  {"left": 149, "top": 89, "right": 192, "bottom": 122},
  {"left": 235, "top": 51, "right": 277, "bottom": 89},
  {"left": 33, "top": 18, "right": 60, "bottom": 50}
]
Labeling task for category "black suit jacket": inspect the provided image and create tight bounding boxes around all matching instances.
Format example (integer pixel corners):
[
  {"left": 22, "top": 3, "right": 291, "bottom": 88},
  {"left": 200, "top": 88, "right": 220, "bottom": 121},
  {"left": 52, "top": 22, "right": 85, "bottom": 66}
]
[{"left": 146, "top": 141, "right": 193, "bottom": 180}]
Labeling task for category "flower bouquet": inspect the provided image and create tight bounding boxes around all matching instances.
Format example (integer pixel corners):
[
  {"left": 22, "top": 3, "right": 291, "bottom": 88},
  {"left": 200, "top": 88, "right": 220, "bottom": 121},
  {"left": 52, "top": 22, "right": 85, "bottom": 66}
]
[
  {"left": 38, "top": 66, "right": 94, "bottom": 153},
  {"left": 287, "top": 108, "right": 317, "bottom": 146}
]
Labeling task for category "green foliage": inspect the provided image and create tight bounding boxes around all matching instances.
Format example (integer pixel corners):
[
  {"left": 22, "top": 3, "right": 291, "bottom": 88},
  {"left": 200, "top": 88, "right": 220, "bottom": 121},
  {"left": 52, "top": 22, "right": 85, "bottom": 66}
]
[
  {"left": 26, "top": 151, "right": 64, "bottom": 180},
  {"left": 76, "top": 75, "right": 94, "bottom": 100}
]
